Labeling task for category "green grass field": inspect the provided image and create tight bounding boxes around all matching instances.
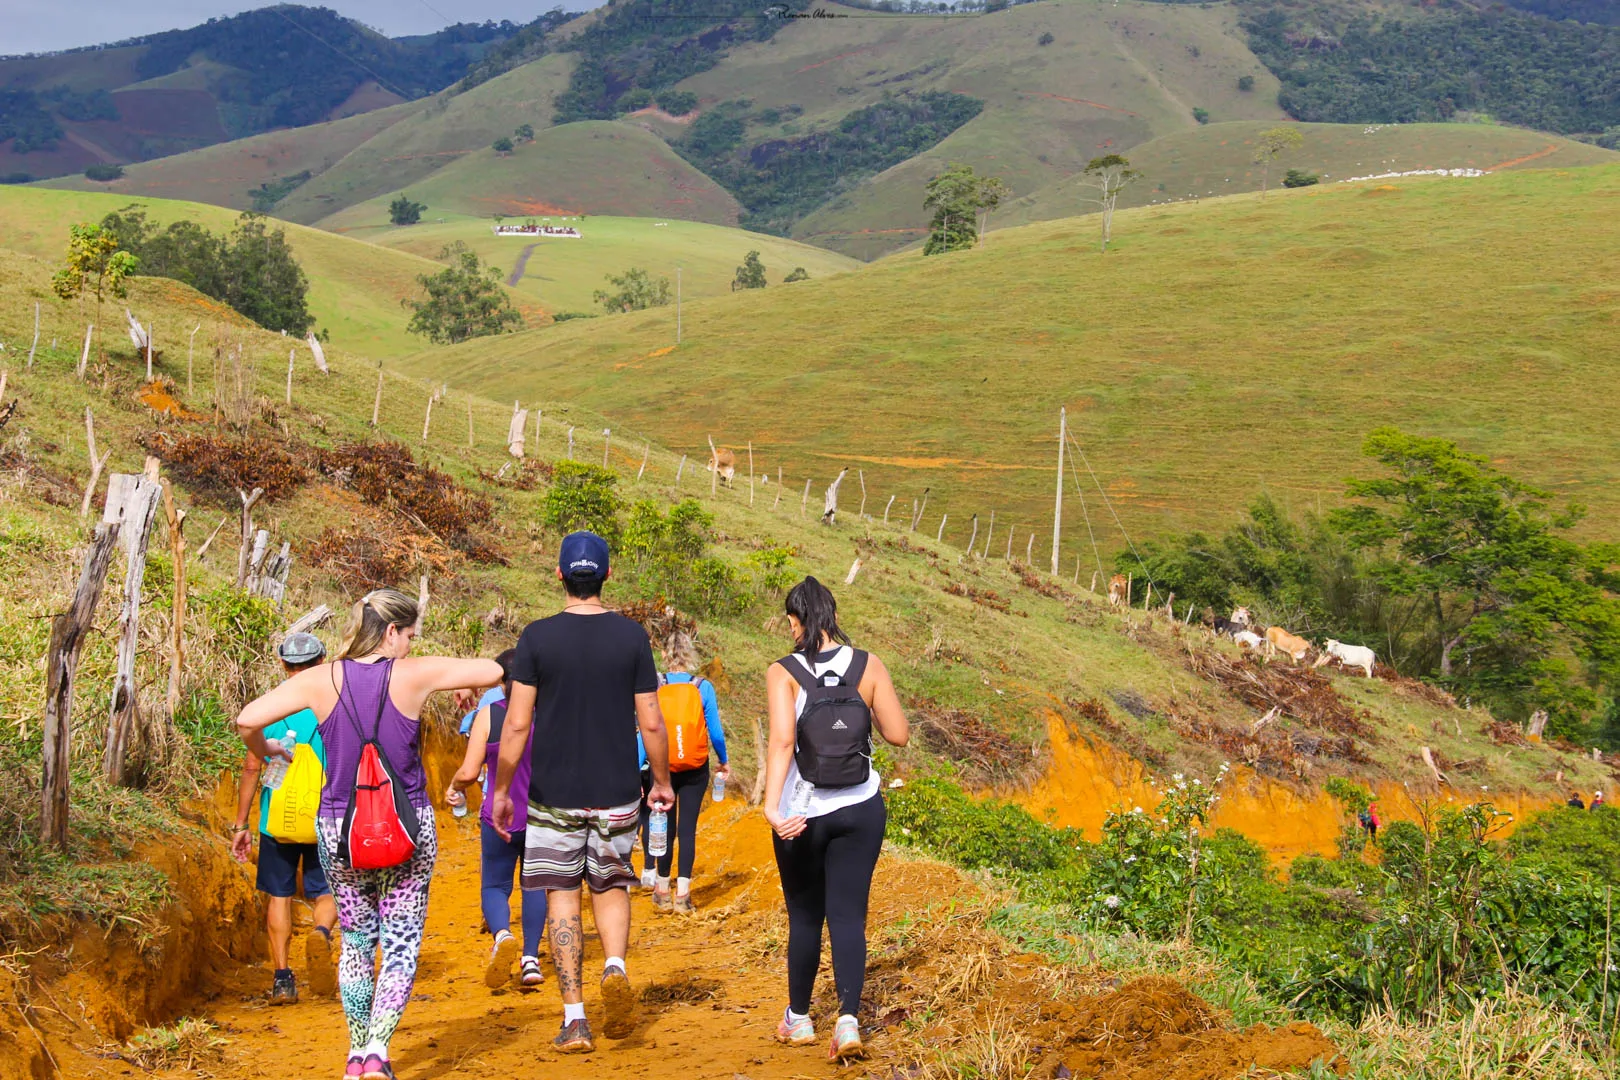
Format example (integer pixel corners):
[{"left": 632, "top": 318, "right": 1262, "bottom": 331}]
[
  {"left": 0, "top": 187, "right": 538, "bottom": 358},
  {"left": 663, "top": 0, "right": 1286, "bottom": 257},
  {"left": 334, "top": 211, "right": 860, "bottom": 316},
  {"left": 315, "top": 120, "right": 743, "bottom": 231},
  {"left": 396, "top": 163, "right": 1620, "bottom": 551},
  {"left": 997, "top": 120, "right": 1620, "bottom": 226},
  {"left": 38, "top": 102, "right": 422, "bottom": 212}
]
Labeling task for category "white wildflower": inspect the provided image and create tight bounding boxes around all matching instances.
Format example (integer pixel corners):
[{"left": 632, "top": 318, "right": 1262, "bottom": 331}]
[
  {"left": 888, "top": 778, "right": 906, "bottom": 789},
  {"left": 1132, "top": 806, "right": 1144, "bottom": 814},
  {"left": 1103, "top": 895, "right": 1121, "bottom": 909}
]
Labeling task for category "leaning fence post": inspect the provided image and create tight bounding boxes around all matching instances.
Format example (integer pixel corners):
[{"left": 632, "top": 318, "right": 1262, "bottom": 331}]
[
  {"left": 234, "top": 487, "right": 264, "bottom": 588},
  {"left": 883, "top": 495, "right": 895, "bottom": 525},
  {"left": 748, "top": 442, "right": 755, "bottom": 506},
  {"left": 1026, "top": 533, "right": 1034, "bottom": 564},
  {"left": 371, "top": 364, "right": 383, "bottom": 428},
  {"left": 638, "top": 442, "right": 650, "bottom": 481},
  {"left": 80, "top": 407, "right": 112, "bottom": 519},
  {"left": 912, "top": 489, "right": 929, "bottom": 532},
  {"left": 773, "top": 467, "right": 782, "bottom": 510},
  {"left": 77, "top": 324, "right": 94, "bottom": 380},
  {"left": 26, "top": 302, "right": 38, "bottom": 369},
  {"left": 160, "top": 478, "right": 188, "bottom": 718},
  {"left": 982, "top": 511, "right": 995, "bottom": 557},
  {"left": 42, "top": 520, "right": 122, "bottom": 848},
  {"left": 675, "top": 454, "right": 686, "bottom": 488},
  {"left": 196, "top": 513, "right": 229, "bottom": 560},
  {"left": 102, "top": 468, "right": 162, "bottom": 785},
  {"left": 966, "top": 513, "right": 978, "bottom": 555},
  {"left": 937, "top": 514, "right": 948, "bottom": 542},
  {"left": 858, "top": 469, "right": 867, "bottom": 518}
]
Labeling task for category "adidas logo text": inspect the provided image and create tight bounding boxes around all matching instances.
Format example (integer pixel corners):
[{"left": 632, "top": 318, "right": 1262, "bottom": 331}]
[{"left": 831, "top": 719, "right": 848, "bottom": 729}]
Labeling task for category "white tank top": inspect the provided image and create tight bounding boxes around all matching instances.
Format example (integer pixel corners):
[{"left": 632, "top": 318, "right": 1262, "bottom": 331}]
[{"left": 775, "top": 645, "right": 881, "bottom": 820}]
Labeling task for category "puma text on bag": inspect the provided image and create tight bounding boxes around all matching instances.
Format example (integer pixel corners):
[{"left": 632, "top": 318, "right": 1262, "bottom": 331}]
[
  {"left": 265, "top": 739, "right": 323, "bottom": 844},
  {"left": 338, "top": 662, "right": 421, "bottom": 870},
  {"left": 659, "top": 676, "right": 710, "bottom": 772},
  {"left": 783, "top": 649, "right": 872, "bottom": 788}
]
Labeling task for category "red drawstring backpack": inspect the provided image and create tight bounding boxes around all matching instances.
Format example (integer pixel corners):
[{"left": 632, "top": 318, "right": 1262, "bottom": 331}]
[{"left": 338, "top": 662, "right": 421, "bottom": 870}]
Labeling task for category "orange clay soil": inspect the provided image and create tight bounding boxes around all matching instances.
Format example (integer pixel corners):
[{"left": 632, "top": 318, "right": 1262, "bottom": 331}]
[{"left": 26, "top": 800, "right": 1340, "bottom": 1080}]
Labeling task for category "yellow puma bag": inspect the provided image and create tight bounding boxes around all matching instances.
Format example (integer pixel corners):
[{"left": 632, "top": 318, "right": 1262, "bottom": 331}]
[{"left": 265, "top": 742, "right": 323, "bottom": 844}]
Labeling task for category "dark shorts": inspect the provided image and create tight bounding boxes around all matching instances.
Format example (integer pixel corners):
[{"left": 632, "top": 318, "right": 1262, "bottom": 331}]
[{"left": 256, "top": 834, "right": 330, "bottom": 899}]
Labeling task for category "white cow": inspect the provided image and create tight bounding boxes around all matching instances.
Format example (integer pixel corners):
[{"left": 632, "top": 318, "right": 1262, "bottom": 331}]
[
  {"left": 1316, "top": 639, "right": 1376, "bottom": 678},
  {"left": 1233, "top": 629, "right": 1264, "bottom": 650}
]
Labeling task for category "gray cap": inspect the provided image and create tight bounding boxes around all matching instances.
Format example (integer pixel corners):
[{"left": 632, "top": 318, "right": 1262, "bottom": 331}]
[{"left": 277, "top": 632, "right": 327, "bottom": 665}]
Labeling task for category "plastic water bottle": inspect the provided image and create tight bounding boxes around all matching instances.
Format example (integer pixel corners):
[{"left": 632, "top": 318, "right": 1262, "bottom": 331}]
[
  {"left": 451, "top": 794, "right": 469, "bottom": 818},
  {"left": 711, "top": 771, "right": 726, "bottom": 803},
  {"left": 789, "top": 779, "right": 814, "bottom": 817},
  {"left": 647, "top": 810, "right": 669, "bottom": 858},
  {"left": 262, "top": 731, "right": 296, "bottom": 789}
]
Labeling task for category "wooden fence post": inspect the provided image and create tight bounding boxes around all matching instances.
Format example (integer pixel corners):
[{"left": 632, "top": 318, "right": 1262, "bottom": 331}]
[
  {"left": 845, "top": 557, "right": 864, "bottom": 585},
  {"left": 371, "top": 365, "right": 383, "bottom": 428},
  {"left": 280, "top": 605, "right": 333, "bottom": 641},
  {"left": 42, "top": 521, "right": 122, "bottom": 848},
  {"left": 77, "top": 324, "right": 93, "bottom": 380},
  {"left": 883, "top": 495, "right": 895, "bottom": 524},
  {"left": 708, "top": 435, "right": 719, "bottom": 497},
  {"left": 80, "top": 407, "right": 112, "bottom": 519},
  {"left": 415, "top": 575, "right": 429, "bottom": 635},
  {"left": 567, "top": 426, "right": 574, "bottom": 459},
  {"left": 421, "top": 386, "right": 437, "bottom": 442},
  {"left": 773, "top": 467, "right": 782, "bottom": 510},
  {"left": 161, "top": 479, "right": 187, "bottom": 718},
  {"left": 1005, "top": 529, "right": 1012, "bottom": 561},
  {"left": 822, "top": 467, "right": 847, "bottom": 525},
  {"left": 801, "top": 478, "right": 811, "bottom": 518},
  {"left": 507, "top": 407, "right": 528, "bottom": 458},
  {"left": 306, "top": 332, "right": 328, "bottom": 374},
  {"left": 938, "top": 514, "right": 948, "bottom": 542},
  {"left": 748, "top": 442, "right": 754, "bottom": 506},
  {"left": 982, "top": 511, "right": 995, "bottom": 556},
  {"left": 196, "top": 513, "right": 228, "bottom": 560},
  {"left": 26, "top": 302, "right": 38, "bottom": 369},
  {"left": 966, "top": 514, "right": 978, "bottom": 555},
  {"left": 638, "top": 443, "right": 649, "bottom": 481},
  {"left": 234, "top": 487, "right": 264, "bottom": 588},
  {"left": 858, "top": 469, "right": 867, "bottom": 518},
  {"left": 102, "top": 470, "right": 162, "bottom": 785},
  {"left": 187, "top": 324, "right": 200, "bottom": 396},
  {"left": 285, "top": 347, "right": 295, "bottom": 405},
  {"left": 1026, "top": 533, "right": 1034, "bottom": 564},
  {"left": 675, "top": 454, "right": 686, "bottom": 488},
  {"left": 602, "top": 428, "right": 611, "bottom": 469},
  {"left": 912, "top": 489, "right": 929, "bottom": 532}
]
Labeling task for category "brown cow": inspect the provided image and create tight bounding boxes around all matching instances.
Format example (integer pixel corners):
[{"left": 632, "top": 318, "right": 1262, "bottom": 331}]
[
  {"left": 707, "top": 447, "right": 736, "bottom": 486},
  {"left": 1264, "top": 626, "right": 1311, "bottom": 663},
  {"left": 1107, "top": 574, "right": 1129, "bottom": 607}
]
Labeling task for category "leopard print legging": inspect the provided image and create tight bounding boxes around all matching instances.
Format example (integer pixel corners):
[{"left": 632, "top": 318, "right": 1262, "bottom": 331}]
[{"left": 316, "top": 812, "right": 437, "bottom": 1056}]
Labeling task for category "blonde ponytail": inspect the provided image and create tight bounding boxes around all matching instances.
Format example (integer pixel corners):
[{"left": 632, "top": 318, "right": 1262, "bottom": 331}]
[{"left": 336, "top": 587, "right": 421, "bottom": 660}]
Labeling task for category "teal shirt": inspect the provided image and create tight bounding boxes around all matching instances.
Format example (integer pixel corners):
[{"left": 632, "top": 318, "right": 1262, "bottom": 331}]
[{"left": 257, "top": 708, "right": 327, "bottom": 838}]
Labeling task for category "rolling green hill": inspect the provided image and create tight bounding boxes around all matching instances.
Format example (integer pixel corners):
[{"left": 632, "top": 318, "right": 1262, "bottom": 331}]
[
  {"left": 662, "top": 0, "right": 1288, "bottom": 258},
  {"left": 316, "top": 120, "right": 742, "bottom": 230},
  {"left": 331, "top": 212, "right": 859, "bottom": 317},
  {"left": 0, "top": 187, "right": 538, "bottom": 357},
  {"left": 996, "top": 120, "right": 1620, "bottom": 226},
  {"left": 396, "top": 164, "right": 1620, "bottom": 549}
]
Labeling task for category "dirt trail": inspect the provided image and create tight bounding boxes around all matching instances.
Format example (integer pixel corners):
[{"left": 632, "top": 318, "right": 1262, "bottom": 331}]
[{"left": 44, "top": 801, "right": 1341, "bottom": 1079}]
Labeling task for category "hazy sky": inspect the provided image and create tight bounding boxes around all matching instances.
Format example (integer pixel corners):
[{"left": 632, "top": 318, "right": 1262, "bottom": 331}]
[{"left": 5, "top": 2, "right": 582, "bottom": 56}]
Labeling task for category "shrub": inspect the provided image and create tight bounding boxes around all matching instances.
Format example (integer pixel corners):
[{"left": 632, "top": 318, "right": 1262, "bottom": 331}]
[
  {"left": 389, "top": 195, "right": 425, "bottom": 226},
  {"left": 515, "top": 122, "right": 534, "bottom": 141},
  {"left": 1238, "top": 75, "right": 1256, "bottom": 92},
  {"left": 1283, "top": 168, "right": 1320, "bottom": 188},
  {"left": 1192, "top": 107, "right": 1210, "bottom": 124},
  {"left": 619, "top": 499, "right": 748, "bottom": 616},
  {"left": 618, "top": 87, "right": 654, "bottom": 112},
  {"left": 492, "top": 136, "right": 514, "bottom": 153},
  {"left": 541, "top": 460, "right": 623, "bottom": 543},
  {"left": 887, "top": 776, "right": 1081, "bottom": 881},
  {"left": 743, "top": 544, "right": 798, "bottom": 596},
  {"left": 84, "top": 163, "right": 124, "bottom": 182},
  {"left": 782, "top": 266, "right": 809, "bottom": 283},
  {"left": 1508, "top": 803, "right": 1620, "bottom": 885},
  {"left": 656, "top": 90, "right": 698, "bottom": 115},
  {"left": 1038, "top": 31, "right": 1055, "bottom": 46}
]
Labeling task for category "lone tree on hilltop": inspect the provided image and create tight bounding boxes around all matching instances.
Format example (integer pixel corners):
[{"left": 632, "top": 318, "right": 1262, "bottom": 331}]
[
  {"left": 403, "top": 242, "right": 523, "bottom": 345},
  {"left": 1252, "top": 127, "right": 1304, "bottom": 199},
  {"left": 1329, "top": 428, "right": 1620, "bottom": 730},
  {"left": 1082, "top": 154, "right": 1141, "bottom": 253},
  {"left": 923, "top": 163, "right": 1007, "bottom": 255},
  {"left": 52, "top": 222, "right": 137, "bottom": 365},
  {"left": 732, "top": 250, "right": 767, "bottom": 290},
  {"left": 389, "top": 195, "right": 426, "bottom": 226},
  {"left": 594, "top": 268, "right": 671, "bottom": 313}
]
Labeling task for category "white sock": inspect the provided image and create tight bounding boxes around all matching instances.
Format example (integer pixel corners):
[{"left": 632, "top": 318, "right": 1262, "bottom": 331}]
[
  {"left": 361, "top": 1040, "right": 388, "bottom": 1060},
  {"left": 787, "top": 1008, "right": 809, "bottom": 1023},
  {"left": 640, "top": 868, "right": 656, "bottom": 887},
  {"left": 655, "top": 875, "right": 670, "bottom": 891},
  {"left": 676, "top": 877, "right": 691, "bottom": 897},
  {"left": 563, "top": 1002, "right": 586, "bottom": 1024},
  {"left": 493, "top": 928, "right": 513, "bottom": 945},
  {"left": 604, "top": 955, "right": 625, "bottom": 975}
]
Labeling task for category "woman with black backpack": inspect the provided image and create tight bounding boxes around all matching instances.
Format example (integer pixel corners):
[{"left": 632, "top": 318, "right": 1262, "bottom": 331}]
[
  {"left": 762, "top": 577, "right": 909, "bottom": 1062},
  {"left": 236, "top": 588, "right": 502, "bottom": 1080}
]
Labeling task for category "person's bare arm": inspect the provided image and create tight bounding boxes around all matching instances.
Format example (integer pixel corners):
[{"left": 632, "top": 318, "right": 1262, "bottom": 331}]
[
  {"left": 862, "top": 653, "right": 909, "bottom": 748},
  {"left": 447, "top": 709, "right": 489, "bottom": 806},
  {"left": 230, "top": 750, "right": 261, "bottom": 861},
  {"left": 235, "top": 668, "right": 322, "bottom": 761},
  {"left": 764, "top": 662, "right": 805, "bottom": 838},
  {"left": 490, "top": 681, "right": 535, "bottom": 839},
  {"left": 636, "top": 691, "right": 674, "bottom": 811},
  {"left": 395, "top": 657, "right": 504, "bottom": 714}
]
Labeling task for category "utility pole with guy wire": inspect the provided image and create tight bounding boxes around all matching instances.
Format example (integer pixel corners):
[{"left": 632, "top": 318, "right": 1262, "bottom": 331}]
[{"left": 1051, "top": 405, "right": 1065, "bottom": 574}]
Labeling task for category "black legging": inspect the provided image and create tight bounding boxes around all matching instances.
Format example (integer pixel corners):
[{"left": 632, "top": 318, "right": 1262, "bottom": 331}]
[
  {"left": 772, "top": 792, "right": 886, "bottom": 1017},
  {"left": 656, "top": 762, "right": 710, "bottom": 880}
]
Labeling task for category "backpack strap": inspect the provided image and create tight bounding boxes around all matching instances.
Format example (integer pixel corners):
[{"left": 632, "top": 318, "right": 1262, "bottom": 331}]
[
  {"left": 779, "top": 654, "right": 820, "bottom": 694},
  {"left": 842, "top": 649, "right": 870, "bottom": 691}
]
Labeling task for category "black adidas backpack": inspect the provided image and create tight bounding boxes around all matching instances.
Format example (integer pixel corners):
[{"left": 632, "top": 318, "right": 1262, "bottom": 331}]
[{"left": 782, "top": 649, "right": 873, "bottom": 787}]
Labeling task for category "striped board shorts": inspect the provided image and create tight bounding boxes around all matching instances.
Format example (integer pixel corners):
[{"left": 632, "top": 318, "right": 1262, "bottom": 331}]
[{"left": 521, "top": 801, "right": 640, "bottom": 893}]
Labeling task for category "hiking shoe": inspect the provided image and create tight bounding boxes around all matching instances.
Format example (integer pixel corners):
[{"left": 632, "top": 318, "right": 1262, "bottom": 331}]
[
  {"left": 673, "top": 893, "right": 695, "bottom": 915},
  {"left": 652, "top": 888, "right": 674, "bottom": 914},
  {"left": 269, "top": 970, "right": 298, "bottom": 1005},
  {"left": 359, "top": 1056, "right": 394, "bottom": 1080},
  {"left": 640, "top": 868, "right": 657, "bottom": 889},
  {"left": 519, "top": 955, "right": 545, "bottom": 988},
  {"left": 553, "top": 1019, "right": 595, "bottom": 1054},
  {"left": 484, "top": 930, "right": 519, "bottom": 989},
  {"left": 829, "top": 1015, "right": 864, "bottom": 1062},
  {"left": 775, "top": 1009, "right": 816, "bottom": 1046},
  {"left": 600, "top": 965, "right": 638, "bottom": 1039},
  {"left": 343, "top": 1056, "right": 365, "bottom": 1078},
  {"left": 306, "top": 928, "right": 336, "bottom": 997}
]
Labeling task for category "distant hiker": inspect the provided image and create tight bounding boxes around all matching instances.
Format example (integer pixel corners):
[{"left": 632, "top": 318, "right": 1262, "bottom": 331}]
[
  {"left": 489, "top": 532, "right": 675, "bottom": 1055},
  {"left": 1592, "top": 790, "right": 1606, "bottom": 811},
  {"left": 446, "top": 648, "right": 548, "bottom": 990},
  {"left": 763, "top": 576, "right": 910, "bottom": 1062},
  {"left": 229, "top": 631, "right": 337, "bottom": 1005},
  {"left": 1358, "top": 802, "right": 1381, "bottom": 842},
  {"left": 1567, "top": 792, "right": 1587, "bottom": 810},
  {"left": 236, "top": 589, "right": 502, "bottom": 1080},
  {"left": 457, "top": 678, "right": 506, "bottom": 737},
  {"left": 639, "top": 631, "right": 729, "bottom": 914}
]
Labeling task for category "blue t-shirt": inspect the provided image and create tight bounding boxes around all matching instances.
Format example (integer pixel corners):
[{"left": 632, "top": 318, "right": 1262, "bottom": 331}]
[
  {"left": 638, "top": 672, "right": 726, "bottom": 770},
  {"left": 460, "top": 685, "right": 506, "bottom": 736},
  {"left": 258, "top": 707, "right": 326, "bottom": 838}
]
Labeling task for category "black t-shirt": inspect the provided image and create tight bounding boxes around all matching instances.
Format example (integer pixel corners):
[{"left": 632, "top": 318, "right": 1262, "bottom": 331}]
[{"left": 509, "top": 610, "right": 658, "bottom": 809}]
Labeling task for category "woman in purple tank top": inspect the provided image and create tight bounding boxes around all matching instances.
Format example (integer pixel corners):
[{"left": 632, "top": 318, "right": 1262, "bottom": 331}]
[
  {"left": 446, "top": 649, "right": 547, "bottom": 990},
  {"left": 237, "top": 588, "right": 501, "bottom": 1080}
]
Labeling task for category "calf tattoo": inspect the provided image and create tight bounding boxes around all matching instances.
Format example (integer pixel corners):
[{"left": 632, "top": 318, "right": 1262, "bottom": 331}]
[{"left": 549, "top": 913, "right": 584, "bottom": 998}]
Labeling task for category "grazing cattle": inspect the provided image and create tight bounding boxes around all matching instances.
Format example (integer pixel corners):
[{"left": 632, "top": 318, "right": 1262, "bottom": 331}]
[
  {"left": 1107, "top": 574, "right": 1129, "bottom": 607},
  {"left": 1316, "top": 639, "right": 1376, "bottom": 678},
  {"left": 1233, "top": 629, "right": 1264, "bottom": 650},
  {"left": 1230, "top": 606, "right": 1252, "bottom": 630},
  {"left": 1264, "top": 626, "right": 1311, "bottom": 663},
  {"left": 707, "top": 447, "right": 736, "bottom": 486}
]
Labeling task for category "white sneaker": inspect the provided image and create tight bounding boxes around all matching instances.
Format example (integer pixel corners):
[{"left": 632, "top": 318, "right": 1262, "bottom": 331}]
[
  {"left": 484, "top": 930, "right": 518, "bottom": 989},
  {"left": 640, "top": 869, "right": 656, "bottom": 889}
]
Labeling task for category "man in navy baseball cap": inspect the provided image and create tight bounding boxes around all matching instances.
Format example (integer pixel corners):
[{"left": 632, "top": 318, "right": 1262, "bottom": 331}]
[{"left": 558, "top": 530, "right": 610, "bottom": 585}]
